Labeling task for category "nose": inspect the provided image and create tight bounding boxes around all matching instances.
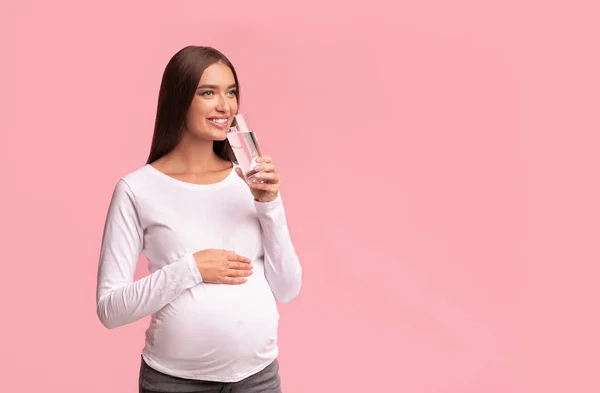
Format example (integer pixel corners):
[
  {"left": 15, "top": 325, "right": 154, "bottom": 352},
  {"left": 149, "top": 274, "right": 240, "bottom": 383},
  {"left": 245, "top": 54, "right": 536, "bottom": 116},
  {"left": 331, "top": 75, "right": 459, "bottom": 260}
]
[{"left": 216, "top": 93, "right": 230, "bottom": 113}]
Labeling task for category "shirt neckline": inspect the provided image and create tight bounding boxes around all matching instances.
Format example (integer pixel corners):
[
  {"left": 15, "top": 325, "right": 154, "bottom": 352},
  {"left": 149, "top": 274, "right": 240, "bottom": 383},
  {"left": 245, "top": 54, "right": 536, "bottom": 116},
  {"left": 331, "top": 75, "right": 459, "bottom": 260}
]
[{"left": 145, "top": 162, "right": 238, "bottom": 190}]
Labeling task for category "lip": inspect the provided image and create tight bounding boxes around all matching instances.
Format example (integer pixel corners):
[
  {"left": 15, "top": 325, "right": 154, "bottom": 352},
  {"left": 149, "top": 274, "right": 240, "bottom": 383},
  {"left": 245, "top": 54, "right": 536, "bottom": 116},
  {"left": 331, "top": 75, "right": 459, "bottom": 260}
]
[{"left": 207, "top": 117, "right": 231, "bottom": 129}]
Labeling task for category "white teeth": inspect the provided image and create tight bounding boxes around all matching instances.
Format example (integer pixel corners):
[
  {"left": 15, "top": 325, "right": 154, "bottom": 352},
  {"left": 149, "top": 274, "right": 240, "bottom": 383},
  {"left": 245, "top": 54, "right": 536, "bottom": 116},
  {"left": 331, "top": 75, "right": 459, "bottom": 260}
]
[{"left": 210, "top": 119, "right": 227, "bottom": 124}]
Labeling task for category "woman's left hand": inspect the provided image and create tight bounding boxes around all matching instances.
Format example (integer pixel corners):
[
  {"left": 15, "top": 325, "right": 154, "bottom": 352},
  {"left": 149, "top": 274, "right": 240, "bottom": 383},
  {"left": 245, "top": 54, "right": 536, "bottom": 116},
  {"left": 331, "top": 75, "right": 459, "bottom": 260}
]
[{"left": 235, "top": 156, "right": 281, "bottom": 203}]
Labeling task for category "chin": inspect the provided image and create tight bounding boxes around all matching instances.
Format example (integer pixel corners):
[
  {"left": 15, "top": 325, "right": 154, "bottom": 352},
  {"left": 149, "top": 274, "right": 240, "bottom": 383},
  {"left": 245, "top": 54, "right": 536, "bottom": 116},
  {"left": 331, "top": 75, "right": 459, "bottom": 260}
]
[
  {"left": 210, "top": 128, "right": 228, "bottom": 141},
  {"left": 189, "top": 128, "right": 228, "bottom": 142},
  {"left": 206, "top": 123, "right": 229, "bottom": 141}
]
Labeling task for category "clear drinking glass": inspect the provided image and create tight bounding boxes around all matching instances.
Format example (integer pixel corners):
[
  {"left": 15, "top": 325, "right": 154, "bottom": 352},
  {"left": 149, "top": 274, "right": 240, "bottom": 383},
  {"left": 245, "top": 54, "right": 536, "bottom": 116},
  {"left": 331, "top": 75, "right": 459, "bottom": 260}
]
[{"left": 227, "top": 114, "right": 264, "bottom": 183}]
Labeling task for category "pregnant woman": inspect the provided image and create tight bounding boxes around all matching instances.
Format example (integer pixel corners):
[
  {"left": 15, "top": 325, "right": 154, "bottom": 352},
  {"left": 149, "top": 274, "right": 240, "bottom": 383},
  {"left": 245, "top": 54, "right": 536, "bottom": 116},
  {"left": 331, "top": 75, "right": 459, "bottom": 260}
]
[{"left": 95, "top": 45, "right": 302, "bottom": 393}]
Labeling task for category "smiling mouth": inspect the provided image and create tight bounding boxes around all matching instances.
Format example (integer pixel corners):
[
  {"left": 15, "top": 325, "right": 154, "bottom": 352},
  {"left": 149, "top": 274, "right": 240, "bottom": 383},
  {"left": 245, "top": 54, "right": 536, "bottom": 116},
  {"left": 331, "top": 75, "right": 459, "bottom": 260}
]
[{"left": 207, "top": 117, "right": 232, "bottom": 130}]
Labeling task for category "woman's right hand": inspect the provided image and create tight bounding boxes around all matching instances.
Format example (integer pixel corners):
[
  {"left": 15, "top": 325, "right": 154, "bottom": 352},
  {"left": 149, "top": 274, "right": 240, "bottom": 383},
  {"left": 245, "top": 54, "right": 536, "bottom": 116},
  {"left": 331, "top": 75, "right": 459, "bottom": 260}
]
[{"left": 193, "top": 249, "right": 253, "bottom": 284}]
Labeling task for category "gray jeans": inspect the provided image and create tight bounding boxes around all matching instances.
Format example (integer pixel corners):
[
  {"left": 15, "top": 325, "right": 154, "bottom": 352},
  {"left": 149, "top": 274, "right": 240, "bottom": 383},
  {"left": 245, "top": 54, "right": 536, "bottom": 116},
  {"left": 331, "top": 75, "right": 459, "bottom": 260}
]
[{"left": 138, "top": 357, "right": 282, "bottom": 393}]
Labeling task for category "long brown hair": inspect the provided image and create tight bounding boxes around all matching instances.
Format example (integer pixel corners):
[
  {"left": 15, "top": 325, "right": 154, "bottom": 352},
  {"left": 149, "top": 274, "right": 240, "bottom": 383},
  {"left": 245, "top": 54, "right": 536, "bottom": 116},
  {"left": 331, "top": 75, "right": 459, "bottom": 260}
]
[{"left": 146, "top": 46, "right": 240, "bottom": 164}]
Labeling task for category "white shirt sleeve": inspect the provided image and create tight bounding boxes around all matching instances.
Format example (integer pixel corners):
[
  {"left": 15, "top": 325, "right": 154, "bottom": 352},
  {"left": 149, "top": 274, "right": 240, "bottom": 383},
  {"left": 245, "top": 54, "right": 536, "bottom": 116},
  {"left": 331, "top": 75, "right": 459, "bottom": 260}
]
[
  {"left": 96, "top": 179, "right": 203, "bottom": 329},
  {"left": 254, "top": 194, "right": 302, "bottom": 303}
]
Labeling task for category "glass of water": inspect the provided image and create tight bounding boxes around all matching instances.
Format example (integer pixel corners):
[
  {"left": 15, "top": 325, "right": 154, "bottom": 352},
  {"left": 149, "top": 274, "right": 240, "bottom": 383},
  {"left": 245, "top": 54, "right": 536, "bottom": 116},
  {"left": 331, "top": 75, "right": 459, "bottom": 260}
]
[{"left": 227, "top": 114, "right": 264, "bottom": 183}]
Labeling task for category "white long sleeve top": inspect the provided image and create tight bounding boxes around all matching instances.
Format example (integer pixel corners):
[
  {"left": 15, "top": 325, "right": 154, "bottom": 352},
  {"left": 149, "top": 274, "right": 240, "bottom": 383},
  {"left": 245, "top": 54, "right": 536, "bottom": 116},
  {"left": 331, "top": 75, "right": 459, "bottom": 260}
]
[{"left": 96, "top": 163, "right": 302, "bottom": 382}]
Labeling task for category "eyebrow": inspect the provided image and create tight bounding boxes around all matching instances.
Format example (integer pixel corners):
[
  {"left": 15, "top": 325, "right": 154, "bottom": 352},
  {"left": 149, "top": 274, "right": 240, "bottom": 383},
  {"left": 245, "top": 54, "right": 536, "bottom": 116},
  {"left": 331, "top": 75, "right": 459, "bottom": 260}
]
[{"left": 197, "top": 84, "right": 237, "bottom": 90}]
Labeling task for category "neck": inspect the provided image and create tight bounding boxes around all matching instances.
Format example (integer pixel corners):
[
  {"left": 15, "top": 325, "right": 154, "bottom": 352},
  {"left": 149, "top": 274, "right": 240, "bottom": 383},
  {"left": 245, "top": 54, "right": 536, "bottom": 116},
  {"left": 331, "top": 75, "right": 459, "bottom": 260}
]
[{"left": 165, "top": 133, "right": 226, "bottom": 174}]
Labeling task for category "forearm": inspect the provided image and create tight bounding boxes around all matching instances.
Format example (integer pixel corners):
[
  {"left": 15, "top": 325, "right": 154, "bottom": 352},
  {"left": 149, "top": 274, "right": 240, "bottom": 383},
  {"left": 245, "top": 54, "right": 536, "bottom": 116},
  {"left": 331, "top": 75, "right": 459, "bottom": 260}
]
[
  {"left": 255, "top": 195, "right": 302, "bottom": 303},
  {"left": 96, "top": 252, "right": 201, "bottom": 329}
]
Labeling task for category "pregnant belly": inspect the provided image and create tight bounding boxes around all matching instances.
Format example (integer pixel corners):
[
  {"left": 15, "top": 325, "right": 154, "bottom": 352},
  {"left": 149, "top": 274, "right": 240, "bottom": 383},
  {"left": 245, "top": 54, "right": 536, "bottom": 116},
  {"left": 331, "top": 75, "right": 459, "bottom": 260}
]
[{"left": 146, "top": 276, "right": 280, "bottom": 365}]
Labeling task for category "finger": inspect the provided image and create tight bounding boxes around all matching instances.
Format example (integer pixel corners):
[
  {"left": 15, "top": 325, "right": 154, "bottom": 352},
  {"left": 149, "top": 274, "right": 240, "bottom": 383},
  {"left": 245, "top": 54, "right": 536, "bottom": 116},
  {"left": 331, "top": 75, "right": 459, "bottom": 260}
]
[
  {"left": 248, "top": 182, "right": 280, "bottom": 192},
  {"left": 245, "top": 166, "right": 275, "bottom": 181},
  {"left": 223, "top": 277, "right": 248, "bottom": 285},
  {"left": 227, "top": 253, "right": 251, "bottom": 263},
  {"left": 251, "top": 172, "right": 278, "bottom": 183},
  {"left": 228, "top": 269, "right": 253, "bottom": 278},
  {"left": 234, "top": 166, "right": 245, "bottom": 180},
  {"left": 256, "top": 156, "right": 272, "bottom": 164},
  {"left": 253, "top": 163, "right": 276, "bottom": 173},
  {"left": 229, "top": 261, "right": 253, "bottom": 270}
]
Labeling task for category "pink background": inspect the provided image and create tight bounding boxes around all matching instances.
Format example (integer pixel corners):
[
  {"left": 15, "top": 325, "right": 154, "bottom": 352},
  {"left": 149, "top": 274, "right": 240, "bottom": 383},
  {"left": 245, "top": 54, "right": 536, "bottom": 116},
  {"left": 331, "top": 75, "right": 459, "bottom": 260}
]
[{"left": 2, "top": 0, "right": 599, "bottom": 392}]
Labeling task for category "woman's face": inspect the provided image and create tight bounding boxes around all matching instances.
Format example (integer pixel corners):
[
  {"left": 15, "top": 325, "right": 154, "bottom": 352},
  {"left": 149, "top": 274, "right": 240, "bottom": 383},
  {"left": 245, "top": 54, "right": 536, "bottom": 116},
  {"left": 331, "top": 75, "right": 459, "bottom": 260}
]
[{"left": 184, "top": 62, "right": 238, "bottom": 141}]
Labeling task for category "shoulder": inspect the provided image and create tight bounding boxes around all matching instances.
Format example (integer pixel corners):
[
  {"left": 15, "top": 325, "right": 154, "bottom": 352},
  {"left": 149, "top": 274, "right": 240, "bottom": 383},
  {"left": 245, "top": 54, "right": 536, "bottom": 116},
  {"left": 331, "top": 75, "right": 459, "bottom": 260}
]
[
  {"left": 108, "top": 164, "right": 154, "bottom": 202},
  {"left": 120, "top": 164, "right": 154, "bottom": 190}
]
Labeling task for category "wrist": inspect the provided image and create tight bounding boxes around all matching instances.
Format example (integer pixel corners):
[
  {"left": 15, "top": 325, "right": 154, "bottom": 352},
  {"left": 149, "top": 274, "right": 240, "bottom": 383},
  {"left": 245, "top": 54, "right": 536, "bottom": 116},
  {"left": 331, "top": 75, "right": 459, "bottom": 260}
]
[{"left": 255, "top": 195, "right": 278, "bottom": 203}]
